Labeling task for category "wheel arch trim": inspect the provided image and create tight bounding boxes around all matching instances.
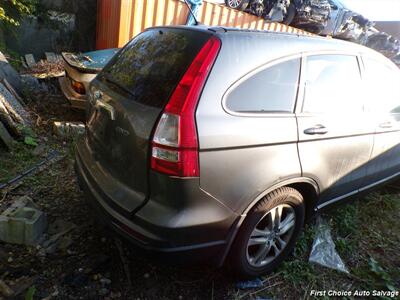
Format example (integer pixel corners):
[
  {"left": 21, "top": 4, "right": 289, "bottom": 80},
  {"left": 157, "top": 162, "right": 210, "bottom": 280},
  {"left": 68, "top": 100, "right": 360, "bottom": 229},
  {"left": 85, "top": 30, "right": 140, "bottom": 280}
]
[
  {"left": 241, "top": 177, "right": 320, "bottom": 215},
  {"left": 218, "top": 176, "right": 319, "bottom": 266}
]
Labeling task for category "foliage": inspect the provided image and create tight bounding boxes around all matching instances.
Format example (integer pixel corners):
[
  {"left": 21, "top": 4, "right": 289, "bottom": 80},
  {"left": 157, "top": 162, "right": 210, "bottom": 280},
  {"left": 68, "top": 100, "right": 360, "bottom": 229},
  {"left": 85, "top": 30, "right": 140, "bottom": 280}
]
[
  {"left": 368, "top": 257, "right": 396, "bottom": 291},
  {"left": 0, "top": 0, "right": 37, "bottom": 26},
  {"left": 25, "top": 286, "right": 36, "bottom": 300}
]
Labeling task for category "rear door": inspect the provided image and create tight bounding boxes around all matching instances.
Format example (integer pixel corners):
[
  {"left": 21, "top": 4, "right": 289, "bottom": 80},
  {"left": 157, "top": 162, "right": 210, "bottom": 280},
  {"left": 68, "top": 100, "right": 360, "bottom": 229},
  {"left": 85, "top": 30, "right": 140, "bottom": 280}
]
[
  {"left": 86, "top": 28, "right": 212, "bottom": 212},
  {"left": 360, "top": 57, "right": 400, "bottom": 187},
  {"left": 296, "top": 54, "right": 375, "bottom": 207}
]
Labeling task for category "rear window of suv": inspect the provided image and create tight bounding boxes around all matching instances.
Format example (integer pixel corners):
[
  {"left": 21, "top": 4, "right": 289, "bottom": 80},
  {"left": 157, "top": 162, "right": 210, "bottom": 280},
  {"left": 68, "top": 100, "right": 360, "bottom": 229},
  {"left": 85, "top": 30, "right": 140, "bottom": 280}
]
[{"left": 98, "top": 28, "right": 211, "bottom": 108}]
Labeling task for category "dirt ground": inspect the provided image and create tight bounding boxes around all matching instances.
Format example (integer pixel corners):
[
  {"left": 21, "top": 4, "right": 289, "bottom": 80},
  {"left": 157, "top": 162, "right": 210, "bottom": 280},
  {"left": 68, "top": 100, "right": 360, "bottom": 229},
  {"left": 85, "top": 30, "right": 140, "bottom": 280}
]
[{"left": 0, "top": 79, "right": 399, "bottom": 300}]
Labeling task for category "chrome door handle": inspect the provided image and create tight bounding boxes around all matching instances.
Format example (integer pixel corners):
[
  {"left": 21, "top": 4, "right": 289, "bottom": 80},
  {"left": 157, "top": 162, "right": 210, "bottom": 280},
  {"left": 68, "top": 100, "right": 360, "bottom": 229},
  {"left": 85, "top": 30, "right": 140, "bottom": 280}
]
[
  {"left": 379, "top": 121, "right": 393, "bottom": 129},
  {"left": 95, "top": 99, "right": 116, "bottom": 121},
  {"left": 304, "top": 125, "right": 328, "bottom": 135}
]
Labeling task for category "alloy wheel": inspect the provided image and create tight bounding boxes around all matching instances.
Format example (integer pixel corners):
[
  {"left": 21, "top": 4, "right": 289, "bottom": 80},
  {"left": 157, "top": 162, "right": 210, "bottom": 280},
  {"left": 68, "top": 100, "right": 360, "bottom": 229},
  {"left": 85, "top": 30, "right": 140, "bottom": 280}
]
[
  {"left": 246, "top": 204, "right": 296, "bottom": 267},
  {"left": 227, "top": 0, "right": 243, "bottom": 9}
]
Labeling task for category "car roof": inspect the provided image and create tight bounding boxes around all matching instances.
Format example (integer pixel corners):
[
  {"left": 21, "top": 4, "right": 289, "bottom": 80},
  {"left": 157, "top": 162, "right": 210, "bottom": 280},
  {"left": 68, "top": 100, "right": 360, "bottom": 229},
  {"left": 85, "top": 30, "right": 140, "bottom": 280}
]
[{"left": 149, "top": 25, "right": 387, "bottom": 62}]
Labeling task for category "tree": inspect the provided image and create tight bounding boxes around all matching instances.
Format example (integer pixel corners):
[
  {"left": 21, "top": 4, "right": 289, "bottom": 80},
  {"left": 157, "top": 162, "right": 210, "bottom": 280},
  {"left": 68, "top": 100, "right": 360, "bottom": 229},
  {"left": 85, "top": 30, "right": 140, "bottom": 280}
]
[{"left": 0, "top": 0, "right": 37, "bottom": 26}]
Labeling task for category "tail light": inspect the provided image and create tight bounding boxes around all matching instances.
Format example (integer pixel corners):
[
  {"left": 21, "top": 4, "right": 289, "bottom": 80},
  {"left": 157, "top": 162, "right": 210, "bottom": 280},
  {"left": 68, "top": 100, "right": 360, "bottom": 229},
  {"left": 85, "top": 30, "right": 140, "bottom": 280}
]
[
  {"left": 151, "top": 37, "right": 221, "bottom": 177},
  {"left": 71, "top": 79, "right": 86, "bottom": 95}
]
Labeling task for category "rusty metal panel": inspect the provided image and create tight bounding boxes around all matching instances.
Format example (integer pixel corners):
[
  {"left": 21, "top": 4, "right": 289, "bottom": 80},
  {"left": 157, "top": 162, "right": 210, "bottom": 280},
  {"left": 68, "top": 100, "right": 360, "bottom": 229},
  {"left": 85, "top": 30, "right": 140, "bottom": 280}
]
[
  {"left": 96, "top": 0, "right": 121, "bottom": 49},
  {"left": 96, "top": 0, "right": 313, "bottom": 49}
]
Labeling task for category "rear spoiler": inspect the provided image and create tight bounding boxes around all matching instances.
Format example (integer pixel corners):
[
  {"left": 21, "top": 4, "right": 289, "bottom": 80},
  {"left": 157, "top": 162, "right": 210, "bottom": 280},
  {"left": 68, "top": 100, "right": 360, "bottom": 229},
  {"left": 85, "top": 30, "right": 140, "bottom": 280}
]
[{"left": 61, "top": 52, "right": 102, "bottom": 74}]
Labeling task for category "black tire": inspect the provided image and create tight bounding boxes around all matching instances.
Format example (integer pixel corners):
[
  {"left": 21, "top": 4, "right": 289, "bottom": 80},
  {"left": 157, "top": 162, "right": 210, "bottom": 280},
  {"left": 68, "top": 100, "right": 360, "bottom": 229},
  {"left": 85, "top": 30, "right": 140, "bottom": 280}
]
[
  {"left": 225, "top": 0, "right": 250, "bottom": 11},
  {"left": 229, "top": 187, "right": 305, "bottom": 279},
  {"left": 283, "top": 3, "right": 296, "bottom": 25}
]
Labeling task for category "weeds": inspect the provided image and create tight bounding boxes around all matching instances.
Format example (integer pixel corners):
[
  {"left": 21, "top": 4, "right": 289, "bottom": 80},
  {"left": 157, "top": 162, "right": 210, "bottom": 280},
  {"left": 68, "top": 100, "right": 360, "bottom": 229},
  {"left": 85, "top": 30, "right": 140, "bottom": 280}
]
[{"left": 0, "top": 141, "right": 38, "bottom": 182}]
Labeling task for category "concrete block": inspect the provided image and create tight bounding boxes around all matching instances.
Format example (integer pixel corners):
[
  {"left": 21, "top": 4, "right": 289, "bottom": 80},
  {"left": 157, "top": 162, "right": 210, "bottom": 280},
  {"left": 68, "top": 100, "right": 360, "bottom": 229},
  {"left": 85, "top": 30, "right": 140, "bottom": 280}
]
[
  {"left": 24, "top": 54, "right": 36, "bottom": 68},
  {"left": 53, "top": 121, "right": 85, "bottom": 138},
  {"left": 0, "top": 196, "right": 47, "bottom": 245}
]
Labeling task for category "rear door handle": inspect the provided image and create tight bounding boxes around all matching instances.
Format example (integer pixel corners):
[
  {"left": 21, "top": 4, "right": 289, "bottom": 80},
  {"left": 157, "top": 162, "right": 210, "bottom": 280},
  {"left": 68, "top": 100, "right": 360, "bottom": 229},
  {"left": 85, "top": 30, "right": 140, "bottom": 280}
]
[
  {"left": 304, "top": 125, "right": 328, "bottom": 135},
  {"left": 379, "top": 121, "right": 393, "bottom": 129}
]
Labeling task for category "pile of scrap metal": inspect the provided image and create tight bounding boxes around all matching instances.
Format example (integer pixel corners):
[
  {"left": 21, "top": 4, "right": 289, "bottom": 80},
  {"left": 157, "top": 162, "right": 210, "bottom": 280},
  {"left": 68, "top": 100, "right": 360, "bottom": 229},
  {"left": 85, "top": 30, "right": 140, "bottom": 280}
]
[
  {"left": 58, "top": 49, "right": 119, "bottom": 109},
  {"left": 225, "top": 0, "right": 400, "bottom": 66}
]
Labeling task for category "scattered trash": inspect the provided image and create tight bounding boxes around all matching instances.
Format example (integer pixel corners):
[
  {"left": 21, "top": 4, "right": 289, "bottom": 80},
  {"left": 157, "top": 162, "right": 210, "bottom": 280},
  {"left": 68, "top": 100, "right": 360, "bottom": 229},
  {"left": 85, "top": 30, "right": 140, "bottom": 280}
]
[
  {"left": 53, "top": 121, "right": 85, "bottom": 138},
  {"left": 309, "top": 217, "right": 349, "bottom": 273},
  {"left": 0, "top": 196, "right": 47, "bottom": 245},
  {"left": 236, "top": 277, "right": 263, "bottom": 289}
]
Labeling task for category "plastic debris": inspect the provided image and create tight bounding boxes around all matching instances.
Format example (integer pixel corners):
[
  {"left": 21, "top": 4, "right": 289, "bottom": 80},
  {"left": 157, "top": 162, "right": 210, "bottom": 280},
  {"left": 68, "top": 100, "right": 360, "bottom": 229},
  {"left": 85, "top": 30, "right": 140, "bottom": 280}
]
[
  {"left": 309, "top": 217, "right": 349, "bottom": 274},
  {"left": 236, "top": 277, "right": 263, "bottom": 289}
]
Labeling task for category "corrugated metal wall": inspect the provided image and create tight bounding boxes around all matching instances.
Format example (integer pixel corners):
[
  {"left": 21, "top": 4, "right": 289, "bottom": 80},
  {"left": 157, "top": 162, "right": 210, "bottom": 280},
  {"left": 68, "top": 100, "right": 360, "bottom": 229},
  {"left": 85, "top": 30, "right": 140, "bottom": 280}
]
[{"left": 96, "top": 0, "right": 313, "bottom": 49}]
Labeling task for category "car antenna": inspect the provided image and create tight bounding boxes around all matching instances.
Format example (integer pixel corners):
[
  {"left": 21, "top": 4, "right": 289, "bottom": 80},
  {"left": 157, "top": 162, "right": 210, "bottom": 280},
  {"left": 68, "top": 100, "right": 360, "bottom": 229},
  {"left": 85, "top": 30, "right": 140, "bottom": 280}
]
[{"left": 184, "top": 0, "right": 200, "bottom": 26}]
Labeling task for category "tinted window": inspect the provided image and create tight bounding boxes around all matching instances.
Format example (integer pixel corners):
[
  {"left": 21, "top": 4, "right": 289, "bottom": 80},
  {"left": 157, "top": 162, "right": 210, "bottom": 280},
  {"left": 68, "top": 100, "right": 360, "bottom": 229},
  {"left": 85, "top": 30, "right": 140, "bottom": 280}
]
[
  {"left": 302, "top": 55, "right": 363, "bottom": 113},
  {"left": 362, "top": 58, "right": 400, "bottom": 113},
  {"left": 225, "top": 58, "right": 300, "bottom": 113},
  {"left": 98, "top": 29, "right": 210, "bottom": 108}
]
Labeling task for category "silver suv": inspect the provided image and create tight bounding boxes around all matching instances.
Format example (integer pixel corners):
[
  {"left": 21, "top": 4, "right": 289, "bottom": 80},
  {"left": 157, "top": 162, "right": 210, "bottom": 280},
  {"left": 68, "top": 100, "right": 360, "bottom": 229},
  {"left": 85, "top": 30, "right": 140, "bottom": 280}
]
[{"left": 75, "top": 26, "right": 400, "bottom": 278}]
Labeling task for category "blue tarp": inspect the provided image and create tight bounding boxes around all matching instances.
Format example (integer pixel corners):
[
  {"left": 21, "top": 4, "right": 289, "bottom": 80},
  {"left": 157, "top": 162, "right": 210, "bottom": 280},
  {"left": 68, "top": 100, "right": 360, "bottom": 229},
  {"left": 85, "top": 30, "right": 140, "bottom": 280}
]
[{"left": 186, "top": 0, "right": 203, "bottom": 25}]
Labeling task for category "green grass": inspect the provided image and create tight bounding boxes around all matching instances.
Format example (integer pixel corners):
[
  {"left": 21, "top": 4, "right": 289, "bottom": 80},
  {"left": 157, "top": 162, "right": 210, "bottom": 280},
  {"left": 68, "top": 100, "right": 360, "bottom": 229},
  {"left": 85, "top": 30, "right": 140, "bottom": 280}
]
[
  {"left": 0, "top": 141, "right": 40, "bottom": 182},
  {"left": 240, "top": 189, "right": 400, "bottom": 299}
]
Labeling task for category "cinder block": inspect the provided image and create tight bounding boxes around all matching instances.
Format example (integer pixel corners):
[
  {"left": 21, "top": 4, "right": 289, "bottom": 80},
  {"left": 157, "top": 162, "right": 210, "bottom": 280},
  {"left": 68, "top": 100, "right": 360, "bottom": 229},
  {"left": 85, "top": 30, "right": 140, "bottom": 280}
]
[{"left": 0, "top": 196, "right": 47, "bottom": 245}]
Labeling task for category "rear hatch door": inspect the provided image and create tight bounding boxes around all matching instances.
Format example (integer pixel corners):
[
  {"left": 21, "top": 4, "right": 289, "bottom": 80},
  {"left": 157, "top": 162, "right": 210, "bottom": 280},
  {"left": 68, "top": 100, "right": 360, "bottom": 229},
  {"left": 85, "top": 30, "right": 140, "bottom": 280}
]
[{"left": 86, "top": 28, "right": 212, "bottom": 212}]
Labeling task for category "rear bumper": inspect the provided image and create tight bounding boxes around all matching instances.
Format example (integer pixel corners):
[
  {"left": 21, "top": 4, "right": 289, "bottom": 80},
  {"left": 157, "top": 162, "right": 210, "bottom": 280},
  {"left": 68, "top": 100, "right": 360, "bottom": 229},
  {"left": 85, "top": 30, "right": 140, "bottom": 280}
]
[
  {"left": 58, "top": 76, "right": 87, "bottom": 109},
  {"left": 75, "top": 138, "right": 239, "bottom": 265},
  {"left": 59, "top": 60, "right": 97, "bottom": 109}
]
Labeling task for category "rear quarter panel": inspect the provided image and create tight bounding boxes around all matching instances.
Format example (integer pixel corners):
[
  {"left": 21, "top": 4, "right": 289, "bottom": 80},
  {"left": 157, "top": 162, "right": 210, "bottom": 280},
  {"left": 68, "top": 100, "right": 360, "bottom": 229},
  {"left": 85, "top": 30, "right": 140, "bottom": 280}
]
[{"left": 196, "top": 32, "right": 306, "bottom": 213}]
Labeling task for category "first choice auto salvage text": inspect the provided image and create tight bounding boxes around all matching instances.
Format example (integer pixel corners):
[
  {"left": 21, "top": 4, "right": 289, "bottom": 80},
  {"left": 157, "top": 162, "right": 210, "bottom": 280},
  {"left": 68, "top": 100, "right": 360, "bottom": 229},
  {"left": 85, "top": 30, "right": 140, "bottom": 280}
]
[{"left": 310, "top": 290, "right": 399, "bottom": 298}]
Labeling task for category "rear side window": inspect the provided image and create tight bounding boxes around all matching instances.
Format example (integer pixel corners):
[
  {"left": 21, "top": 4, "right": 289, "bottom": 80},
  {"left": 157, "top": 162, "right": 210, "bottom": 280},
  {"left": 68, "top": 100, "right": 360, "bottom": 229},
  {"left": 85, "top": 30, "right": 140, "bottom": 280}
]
[
  {"left": 98, "top": 29, "right": 210, "bottom": 108},
  {"left": 225, "top": 58, "right": 300, "bottom": 113},
  {"left": 302, "top": 55, "right": 363, "bottom": 114},
  {"left": 362, "top": 58, "right": 400, "bottom": 113}
]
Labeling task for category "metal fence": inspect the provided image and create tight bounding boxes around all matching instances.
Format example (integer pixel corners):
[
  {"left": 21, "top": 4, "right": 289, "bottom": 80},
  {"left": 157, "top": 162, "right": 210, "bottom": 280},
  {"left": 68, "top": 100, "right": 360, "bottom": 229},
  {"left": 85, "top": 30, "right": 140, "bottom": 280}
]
[{"left": 96, "top": 0, "right": 313, "bottom": 49}]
